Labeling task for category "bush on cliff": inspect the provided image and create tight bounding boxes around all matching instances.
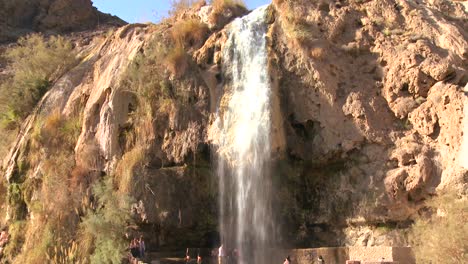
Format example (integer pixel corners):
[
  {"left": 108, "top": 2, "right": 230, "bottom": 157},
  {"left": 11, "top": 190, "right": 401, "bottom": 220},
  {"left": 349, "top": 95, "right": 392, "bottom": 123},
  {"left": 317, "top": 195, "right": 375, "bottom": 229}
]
[
  {"left": 171, "top": 19, "right": 209, "bottom": 49},
  {"left": 0, "top": 34, "right": 76, "bottom": 129},
  {"left": 410, "top": 190, "right": 468, "bottom": 263},
  {"left": 169, "top": 0, "right": 202, "bottom": 16},
  {"left": 211, "top": 0, "right": 246, "bottom": 12},
  {"left": 79, "top": 176, "right": 134, "bottom": 264}
]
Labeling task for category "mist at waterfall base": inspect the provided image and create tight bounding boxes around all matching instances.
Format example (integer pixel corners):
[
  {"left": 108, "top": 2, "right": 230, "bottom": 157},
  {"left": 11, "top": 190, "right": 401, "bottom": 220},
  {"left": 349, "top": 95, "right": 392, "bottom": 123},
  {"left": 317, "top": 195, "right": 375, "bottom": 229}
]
[{"left": 211, "top": 5, "right": 281, "bottom": 264}]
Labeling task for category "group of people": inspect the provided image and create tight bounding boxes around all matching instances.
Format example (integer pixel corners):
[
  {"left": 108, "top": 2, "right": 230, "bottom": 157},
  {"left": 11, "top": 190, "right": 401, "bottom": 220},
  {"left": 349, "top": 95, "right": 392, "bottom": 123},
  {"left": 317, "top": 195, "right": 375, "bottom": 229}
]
[
  {"left": 185, "top": 248, "right": 203, "bottom": 263},
  {"left": 283, "top": 255, "right": 325, "bottom": 264},
  {"left": 129, "top": 236, "right": 146, "bottom": 264},
  {"left": 215, "top": 245, "right": 326, "bottom": 264},
  {"left": 0, "top": 229, "right": 9, "bottom": 257}
]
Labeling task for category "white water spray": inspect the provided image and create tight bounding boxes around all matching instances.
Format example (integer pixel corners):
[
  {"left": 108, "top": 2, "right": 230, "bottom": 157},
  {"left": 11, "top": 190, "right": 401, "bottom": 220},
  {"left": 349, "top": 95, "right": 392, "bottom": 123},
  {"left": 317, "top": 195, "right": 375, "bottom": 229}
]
[{"left": 212, "top": 5, "right": 275, "bottom": 264}]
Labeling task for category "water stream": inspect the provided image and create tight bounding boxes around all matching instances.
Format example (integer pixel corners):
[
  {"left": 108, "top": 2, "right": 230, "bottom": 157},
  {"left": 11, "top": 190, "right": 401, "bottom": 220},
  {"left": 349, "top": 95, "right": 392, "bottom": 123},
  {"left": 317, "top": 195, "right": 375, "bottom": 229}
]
[{"left": 213, "top": 5, "right": 275, "bottom": 264}]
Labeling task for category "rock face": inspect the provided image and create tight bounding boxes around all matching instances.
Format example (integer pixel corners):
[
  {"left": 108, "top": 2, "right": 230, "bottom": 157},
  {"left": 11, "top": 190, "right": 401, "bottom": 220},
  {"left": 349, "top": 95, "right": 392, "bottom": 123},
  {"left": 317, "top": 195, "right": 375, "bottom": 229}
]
[
  {"left": 266, "top": 0, "right": 467, "bottom": 246},
  {"left": 0, "top": 0, "right": 125, "bottom": 43},
  {"left": 0, "top": 0, "right": 467, "bottom": 259}
]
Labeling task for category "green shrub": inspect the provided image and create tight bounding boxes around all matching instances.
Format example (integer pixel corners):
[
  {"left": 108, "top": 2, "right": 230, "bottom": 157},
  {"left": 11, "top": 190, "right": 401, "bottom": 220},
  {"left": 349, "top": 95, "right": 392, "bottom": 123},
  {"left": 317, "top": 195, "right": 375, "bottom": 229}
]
[
  {"left": 123, "top": 40, "right": 168, "bottom": 101},
  {"left": 410, "top": 190, "right": 468, "bottom": 263},
  {"left": 2, "top": 220, "right": 27, "bottom": 261},
  {"left": 0, "top": 34, "right": 76, "bottom": 128},
  {"left": 7, "top": 183, "right": 27, "bottom": 220},
  {"left": 79, "top": 177, "right": 134, "bottom": 264}
]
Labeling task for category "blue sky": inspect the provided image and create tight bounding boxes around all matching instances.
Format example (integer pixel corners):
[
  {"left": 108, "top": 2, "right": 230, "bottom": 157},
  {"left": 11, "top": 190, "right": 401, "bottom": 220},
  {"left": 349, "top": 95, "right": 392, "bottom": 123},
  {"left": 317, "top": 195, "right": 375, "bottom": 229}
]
[{"left": 93, "top": 0, "right": 272, "bottom": 23}]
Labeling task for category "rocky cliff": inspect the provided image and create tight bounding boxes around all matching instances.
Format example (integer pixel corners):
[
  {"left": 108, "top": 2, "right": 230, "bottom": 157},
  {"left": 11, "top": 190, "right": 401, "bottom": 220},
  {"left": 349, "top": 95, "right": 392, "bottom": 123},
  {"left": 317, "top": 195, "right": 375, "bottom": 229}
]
[
  {"left": 0, "top": 0, "right": 467, "bottom": 262},
  {"left": 0, "top": 0, "right": 125, "bottom": 43}
]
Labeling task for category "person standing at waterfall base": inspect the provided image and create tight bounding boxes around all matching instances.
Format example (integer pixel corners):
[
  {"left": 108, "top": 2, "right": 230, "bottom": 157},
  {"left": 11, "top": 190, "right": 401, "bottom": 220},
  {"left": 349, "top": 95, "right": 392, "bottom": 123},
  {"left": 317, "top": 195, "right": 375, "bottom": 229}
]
[
  {"left": 218, "top": 244, "right": 225, "bottom": 264},
  {"left": 318, "top": 255, "right": 325, "bottom": 263},
  {"left": 129, "top": 238, "right": 140, "bottom": 263},
  {"left": 186, "top": 248, "right": 191, "bottom": 263},
  {"left": 139, "top": 236, "right": 145, "bottom": 258}
]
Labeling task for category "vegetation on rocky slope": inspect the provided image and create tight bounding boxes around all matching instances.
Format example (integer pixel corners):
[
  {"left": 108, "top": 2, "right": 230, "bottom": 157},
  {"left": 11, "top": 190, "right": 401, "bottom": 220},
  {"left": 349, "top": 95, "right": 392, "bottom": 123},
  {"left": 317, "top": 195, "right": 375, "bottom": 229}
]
[
  {"left": 0, "top": 34, "right": 77, "bottom": 128},
  {"left": 0, "top": 34, "right": 77, "bottom": 164},
  {"left": 0, "top": 0, "right": 466, "bottom": 263},
  {"left": 79, "top": 177, "right": 134, "bottom": 264}
]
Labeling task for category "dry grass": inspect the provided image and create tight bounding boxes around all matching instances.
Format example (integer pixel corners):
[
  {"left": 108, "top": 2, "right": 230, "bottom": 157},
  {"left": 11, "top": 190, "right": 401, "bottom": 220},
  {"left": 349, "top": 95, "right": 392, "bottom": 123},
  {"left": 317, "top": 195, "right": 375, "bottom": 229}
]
[
  {"left": 33, "top": 110, "right": 81, "bottom": 153},
  {"left": 69, "top": 165, "right": 91, "bottom": 191},
  {"left": 46, "top": 240, "right": 83, "bottom": 264},
  {"left": 115, "top": 145, "right": 146, "bottom": 193},
  {"left": 158, "top": 98, "right": 176, "bottom": 114},
  {"left": 165, "top": 44, "right": 189, "bottom": 77},
  {"left": 41, "top": 154, "right": 75, "bottom": 221},
  {"left": 17, "top": 218, "right": 50, "bottom": 264},
  {"left": 211, "top": 0, "right": 245, "bottom": 12},
  {"left": 169, "top": 0, "right": 204, "bottom": 16},
  {"left": 17, "top": 110, "right": 83, "bottom": 264},
  {"left": 209, "top": 0, "right": 246, "bottom": 26},
  {"left": 0, "top": 127, "right": 17, "bottom": 158},
  {"left": 171, "top": 19, "right": 209, "bottom": 48},
  {"left": 167, "top": 18, "right": 207, "bottom": 76},
  {"left": 410, "top": 190, "right": 468, "bottom": 263},
  {"left": 282, "top": 17, "right": 312, "bottom": 43}
]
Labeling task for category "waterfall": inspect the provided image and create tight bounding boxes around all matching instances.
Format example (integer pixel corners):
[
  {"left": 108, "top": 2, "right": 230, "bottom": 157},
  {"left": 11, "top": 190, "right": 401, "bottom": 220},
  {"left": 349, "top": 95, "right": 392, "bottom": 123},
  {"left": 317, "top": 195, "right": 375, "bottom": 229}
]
[{"left": 212, "top": 5, "right": 275, "bottom": 264}]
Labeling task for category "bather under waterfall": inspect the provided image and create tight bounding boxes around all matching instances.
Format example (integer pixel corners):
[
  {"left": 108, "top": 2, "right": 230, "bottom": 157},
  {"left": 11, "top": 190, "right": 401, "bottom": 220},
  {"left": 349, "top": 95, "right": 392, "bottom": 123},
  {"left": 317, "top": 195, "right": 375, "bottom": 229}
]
[{"left": 212, "top": 5, "right": 276, "bottom": 264}]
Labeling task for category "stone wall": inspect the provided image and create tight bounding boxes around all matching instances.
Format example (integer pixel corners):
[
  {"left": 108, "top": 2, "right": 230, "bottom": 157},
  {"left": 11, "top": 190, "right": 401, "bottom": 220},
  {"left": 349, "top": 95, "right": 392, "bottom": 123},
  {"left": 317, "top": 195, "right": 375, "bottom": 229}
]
[
  {"left": 180, "top": 247, "right": 415, "bottom": 264},
  {"left": 344, "top": 247, "right": 415, "bottom": 264}
]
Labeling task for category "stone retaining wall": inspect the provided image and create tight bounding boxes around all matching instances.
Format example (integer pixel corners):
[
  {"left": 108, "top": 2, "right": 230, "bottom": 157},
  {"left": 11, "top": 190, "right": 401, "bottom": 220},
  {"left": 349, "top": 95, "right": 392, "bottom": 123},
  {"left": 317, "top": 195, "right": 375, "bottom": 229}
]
[{"left": 181, "top": 246, "right": 415, "bottom": 264}]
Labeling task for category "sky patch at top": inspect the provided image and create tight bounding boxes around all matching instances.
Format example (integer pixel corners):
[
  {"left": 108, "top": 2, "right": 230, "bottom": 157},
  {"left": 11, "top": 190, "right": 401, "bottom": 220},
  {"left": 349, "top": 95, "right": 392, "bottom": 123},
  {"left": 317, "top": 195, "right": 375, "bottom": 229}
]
[{"left": 92, "top": 0, "right": 272, "bottom": 23}]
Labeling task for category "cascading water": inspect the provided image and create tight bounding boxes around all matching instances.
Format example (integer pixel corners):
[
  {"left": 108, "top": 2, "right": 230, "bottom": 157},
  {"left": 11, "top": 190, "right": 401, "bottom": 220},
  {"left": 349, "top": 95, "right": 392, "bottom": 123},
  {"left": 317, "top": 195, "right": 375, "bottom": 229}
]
[{"left": 211, "top": 5, "right": 275, "bottom": 264}]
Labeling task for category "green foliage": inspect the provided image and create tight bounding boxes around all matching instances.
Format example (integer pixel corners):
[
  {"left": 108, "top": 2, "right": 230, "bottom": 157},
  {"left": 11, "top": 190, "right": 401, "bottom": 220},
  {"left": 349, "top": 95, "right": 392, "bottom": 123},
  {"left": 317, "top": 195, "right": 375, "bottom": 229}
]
[
  {"left": 0, "top": 34, "right": 76, "bottom": 129},
  {"left": 2, "top": 221, "right": 27, "bottom": 261},
  {"left": 410, "top": 191, "right": 468, "bottom": 263},
  {"left": 123, "top": 40, "right": 170, "bottom": 104},
  {"left": 121, "top": 36, "right": 188, "bottom": 115},
  {"left": 79, "top": 177, "right": 134, "bottom": 264},
  {"left": 7, "top": 183, "right": 27, "bottom": 220}
]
